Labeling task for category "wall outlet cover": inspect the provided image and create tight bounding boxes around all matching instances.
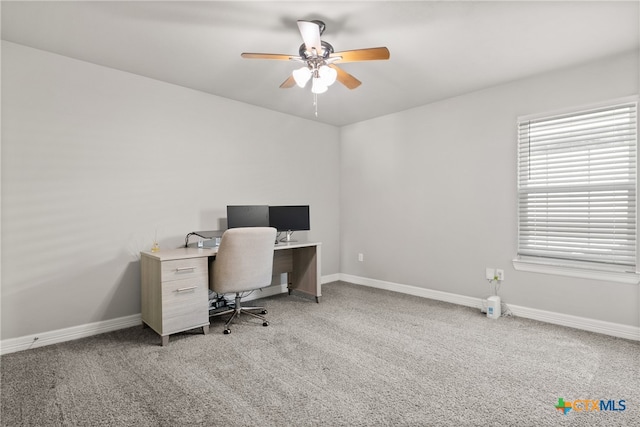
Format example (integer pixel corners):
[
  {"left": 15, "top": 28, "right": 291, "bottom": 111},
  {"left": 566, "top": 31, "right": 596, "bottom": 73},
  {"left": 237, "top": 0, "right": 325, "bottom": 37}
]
[{"left": 485, "top": 267, "right": 495, "bottom": 280}]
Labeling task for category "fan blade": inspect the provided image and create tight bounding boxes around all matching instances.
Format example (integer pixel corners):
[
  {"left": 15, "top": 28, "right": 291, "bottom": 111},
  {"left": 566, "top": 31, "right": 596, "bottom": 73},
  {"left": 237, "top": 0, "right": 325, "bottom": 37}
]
[
  {"left": 280, "top": 75, "right": 296, "bottom": 88},
  {"left": 297, "top": 20, "right": 322, "bottom": 53},
  {"left": 241, "top": 53, "right": 294, "bottom": 61},
  {"left": 331, "top": 47, "right": 390, "bottom": 62},
  {"left": 329, "top": 64, "right": 361, "bottom": 90}
]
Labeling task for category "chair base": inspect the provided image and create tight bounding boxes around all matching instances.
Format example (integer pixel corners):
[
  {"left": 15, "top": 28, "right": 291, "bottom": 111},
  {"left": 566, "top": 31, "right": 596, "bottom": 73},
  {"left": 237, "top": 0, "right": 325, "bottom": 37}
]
[{"left": 209, "top": 293, "right": 268, "bottom": 334}]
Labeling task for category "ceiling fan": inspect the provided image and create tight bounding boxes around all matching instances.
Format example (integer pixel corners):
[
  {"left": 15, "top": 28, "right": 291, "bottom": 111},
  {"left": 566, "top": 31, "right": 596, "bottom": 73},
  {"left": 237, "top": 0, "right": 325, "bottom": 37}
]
[{"left": 241, "top": 20, "right": 390, "bottom": 95}]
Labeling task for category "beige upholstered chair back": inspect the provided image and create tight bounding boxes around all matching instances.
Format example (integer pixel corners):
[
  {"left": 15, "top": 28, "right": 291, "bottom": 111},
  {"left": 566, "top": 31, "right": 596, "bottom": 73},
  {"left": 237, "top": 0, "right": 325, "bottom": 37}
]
[{"left": 211, "top": 227, "right": 277, "bottom": 294}]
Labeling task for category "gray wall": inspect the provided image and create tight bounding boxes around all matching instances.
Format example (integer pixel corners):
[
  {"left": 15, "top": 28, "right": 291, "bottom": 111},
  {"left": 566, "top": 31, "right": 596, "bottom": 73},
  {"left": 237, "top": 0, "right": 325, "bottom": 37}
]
[
  {"left": 1, "top": 42, "right": 341, "bottom": 340},
  {"left": 2, "top": 40, "right": 639, "bottom": 343},
  {"left": 340, "top": 50, "right": 639, "bottom": 328}
]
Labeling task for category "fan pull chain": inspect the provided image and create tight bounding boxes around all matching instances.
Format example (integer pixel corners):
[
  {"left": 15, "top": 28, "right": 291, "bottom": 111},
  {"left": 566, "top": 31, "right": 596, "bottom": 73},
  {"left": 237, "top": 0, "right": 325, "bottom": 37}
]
[{"left": 313, "top": 93, "right": 318, "bottom": 117}]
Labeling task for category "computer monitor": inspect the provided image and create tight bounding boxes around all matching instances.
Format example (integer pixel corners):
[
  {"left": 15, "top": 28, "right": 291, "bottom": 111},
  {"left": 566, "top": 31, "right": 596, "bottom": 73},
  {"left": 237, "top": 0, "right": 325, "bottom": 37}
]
[
  {"left": 269, "top": 205, "right": 310, "bottom": 242},
  {"left": 226, "top": 205, "right": 269, "bottom": 229}
]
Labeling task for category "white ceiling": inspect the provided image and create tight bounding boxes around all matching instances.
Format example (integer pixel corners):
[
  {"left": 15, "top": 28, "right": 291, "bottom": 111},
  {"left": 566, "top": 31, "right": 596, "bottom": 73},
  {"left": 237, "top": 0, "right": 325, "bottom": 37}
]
[{"left": 2, "top": 1, "right": 639, "bottom": 126}]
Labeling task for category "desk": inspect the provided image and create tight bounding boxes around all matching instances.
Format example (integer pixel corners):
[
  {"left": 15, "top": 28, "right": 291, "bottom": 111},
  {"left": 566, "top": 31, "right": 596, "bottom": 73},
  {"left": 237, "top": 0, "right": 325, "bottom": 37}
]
[{"left": 140, "top": 241, "right": 321, "bottom": 345}]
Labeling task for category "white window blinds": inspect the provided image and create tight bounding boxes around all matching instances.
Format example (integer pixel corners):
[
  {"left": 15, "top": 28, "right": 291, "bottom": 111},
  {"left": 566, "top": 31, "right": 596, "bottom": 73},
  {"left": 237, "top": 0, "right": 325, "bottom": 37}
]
[{"left": 517, "top": 100, "right": 638, "bottom": 268}]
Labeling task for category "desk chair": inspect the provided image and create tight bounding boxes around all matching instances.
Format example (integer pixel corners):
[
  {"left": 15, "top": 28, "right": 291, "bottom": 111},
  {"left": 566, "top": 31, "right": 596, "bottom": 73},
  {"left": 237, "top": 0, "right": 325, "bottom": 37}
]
[{"left": 209, "top": 227, "right": 277, "bottom": 334}]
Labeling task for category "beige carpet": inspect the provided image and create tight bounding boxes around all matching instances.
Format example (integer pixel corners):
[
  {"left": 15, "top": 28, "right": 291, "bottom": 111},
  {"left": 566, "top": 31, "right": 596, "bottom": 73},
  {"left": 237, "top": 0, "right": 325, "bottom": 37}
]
[{"left": 2, "top": 281, "right": 639, "bottom": 426}]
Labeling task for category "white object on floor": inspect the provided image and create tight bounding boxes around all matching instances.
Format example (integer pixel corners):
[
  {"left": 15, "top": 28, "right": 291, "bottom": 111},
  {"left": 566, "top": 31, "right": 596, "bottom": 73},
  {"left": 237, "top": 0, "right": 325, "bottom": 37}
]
[{"left": 487, "top": 296, "right": 501, "bottom": 319}]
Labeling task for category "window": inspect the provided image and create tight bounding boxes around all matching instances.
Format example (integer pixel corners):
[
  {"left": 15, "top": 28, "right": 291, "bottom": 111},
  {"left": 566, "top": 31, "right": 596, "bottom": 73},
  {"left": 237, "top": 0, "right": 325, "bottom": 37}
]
[{"left": 516, "top": 98, "right": 638, "bottom": 279}]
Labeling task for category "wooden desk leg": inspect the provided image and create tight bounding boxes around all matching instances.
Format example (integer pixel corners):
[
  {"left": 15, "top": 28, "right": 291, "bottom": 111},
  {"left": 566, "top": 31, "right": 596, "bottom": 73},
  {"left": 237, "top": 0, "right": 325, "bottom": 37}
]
[
  {"left": 161, "top": 335, "right": 169, "bottom": 346},
  {"left": 202, "top": 325, "right": 209, "bottom": 335},
  {"left": 291, "top": 246, "right": 321, "bottom": 302}
]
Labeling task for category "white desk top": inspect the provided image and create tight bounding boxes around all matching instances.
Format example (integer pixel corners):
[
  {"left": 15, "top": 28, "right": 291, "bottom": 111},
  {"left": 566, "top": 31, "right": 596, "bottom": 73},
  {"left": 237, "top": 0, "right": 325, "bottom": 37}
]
[{"left": 141, "top": 241, "right": 321, "bottom": 262}]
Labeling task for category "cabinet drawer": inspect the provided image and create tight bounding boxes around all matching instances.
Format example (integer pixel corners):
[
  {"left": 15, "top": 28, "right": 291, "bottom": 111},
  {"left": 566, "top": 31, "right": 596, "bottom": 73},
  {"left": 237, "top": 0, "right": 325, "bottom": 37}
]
[
  {"left": 161, "top": 277, "right": 208, "bottom": 334},
  {"left": 161, "top": 258, "right": 207, "bottom": 282}
]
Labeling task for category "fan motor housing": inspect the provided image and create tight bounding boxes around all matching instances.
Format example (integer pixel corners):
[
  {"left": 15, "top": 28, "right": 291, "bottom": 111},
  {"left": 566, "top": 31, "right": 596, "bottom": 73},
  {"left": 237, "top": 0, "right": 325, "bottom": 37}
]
[{"left": 299, "top": 41, "right": 334, "bottom": 60}]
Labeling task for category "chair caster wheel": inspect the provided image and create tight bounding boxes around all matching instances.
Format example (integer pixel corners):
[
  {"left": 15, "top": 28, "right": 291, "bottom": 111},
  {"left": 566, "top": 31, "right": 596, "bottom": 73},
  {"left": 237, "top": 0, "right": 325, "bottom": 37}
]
[
  {"left": 263, "top": 321, "right": 269, "bottom": 327},
  {"left": 261, "top": 309, "right": 268, "bottom": 314},
  {"left": 223, "top": 329, "right": 231, "bottom": 335}
]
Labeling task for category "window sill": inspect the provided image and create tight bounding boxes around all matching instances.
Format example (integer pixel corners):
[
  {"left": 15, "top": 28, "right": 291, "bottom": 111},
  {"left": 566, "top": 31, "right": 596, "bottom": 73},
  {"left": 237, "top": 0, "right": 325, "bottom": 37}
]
[{"left": 512, "top": 258, "right": 640, "bottom": 285}]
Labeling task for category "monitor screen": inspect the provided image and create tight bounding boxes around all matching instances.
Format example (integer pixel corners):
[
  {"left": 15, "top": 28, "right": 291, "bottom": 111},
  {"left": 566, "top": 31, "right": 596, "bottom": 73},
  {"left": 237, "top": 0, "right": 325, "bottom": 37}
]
[
  {"left": 269, "top": 205, "right": 310, "bottom": 232},
  {"left": 226, "top": 205, "right": 270, "bottom": 229}
]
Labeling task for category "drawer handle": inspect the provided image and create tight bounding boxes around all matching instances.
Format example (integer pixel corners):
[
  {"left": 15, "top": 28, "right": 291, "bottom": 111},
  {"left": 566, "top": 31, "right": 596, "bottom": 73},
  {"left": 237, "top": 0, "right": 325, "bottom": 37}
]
[
  {"left": 175, "top": 266, "right": 197, "bottom": 272},
  {"left": 176, "top": 286, "right": 198, "bottom": 293}
]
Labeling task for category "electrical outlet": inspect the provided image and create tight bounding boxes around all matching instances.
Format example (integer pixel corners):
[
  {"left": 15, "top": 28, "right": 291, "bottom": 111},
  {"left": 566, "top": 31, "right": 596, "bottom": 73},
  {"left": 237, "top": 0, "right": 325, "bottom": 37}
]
[
  {"left": 485, "top": 267, "right": 495, "bottom": 280},
  {"left": 358, "top": 253, "right": 364, "bottom": 262},
  {"left": 496, "top": 269, "right": 504, "bottom": 281}
]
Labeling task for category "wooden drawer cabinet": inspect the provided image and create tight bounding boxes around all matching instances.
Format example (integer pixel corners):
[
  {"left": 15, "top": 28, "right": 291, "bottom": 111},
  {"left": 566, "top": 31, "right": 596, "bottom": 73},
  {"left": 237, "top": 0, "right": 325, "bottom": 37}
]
[
  {"left": 140, "top": 242, "right": 321, "bottom": 345},
  {"left": 141, "top": 250, "right": 210, "bottom": 346}
]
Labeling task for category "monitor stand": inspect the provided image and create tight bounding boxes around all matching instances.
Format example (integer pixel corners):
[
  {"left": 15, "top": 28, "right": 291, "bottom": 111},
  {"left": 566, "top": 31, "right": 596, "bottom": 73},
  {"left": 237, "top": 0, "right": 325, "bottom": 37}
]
[{"left": 279, "top": 230, "right": 296, "bottom": 243}]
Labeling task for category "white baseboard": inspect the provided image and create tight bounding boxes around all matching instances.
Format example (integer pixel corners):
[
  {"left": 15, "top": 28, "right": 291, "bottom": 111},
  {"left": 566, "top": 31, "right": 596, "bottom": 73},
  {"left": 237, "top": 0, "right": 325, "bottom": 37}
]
[
  {"left": 0, "top": 314, "right": 142, "bottom": 356},
  {"left": 3, "top": 273, "right": 637, "bottom": 355},
  {"left": 321, "top": 273, "right": 341, "bottom": 284},
  {"left": 340, "top": 273, "right": 640, "bottom": 342},
  {"left": 506, "top": 303, "right": 640, "bottom": 341},
  {"left": 340, "top": 274, "right": 484, "bottom": 310},
  {"left": 1, "top": 289, "right": 289, "bottom": 356},
  {"left": 0, "top": 276, "right": 335, "bottom": 355}
]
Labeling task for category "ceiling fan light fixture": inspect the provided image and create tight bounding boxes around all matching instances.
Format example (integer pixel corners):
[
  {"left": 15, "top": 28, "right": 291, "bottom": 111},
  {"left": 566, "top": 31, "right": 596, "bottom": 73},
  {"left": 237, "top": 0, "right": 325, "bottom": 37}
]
[
  {"left": 292, "top": 66, "right": 312, "bottom": 87},
  {"left": 311, "top": 77, "right": 328, "bottom": 94},
  {"left": 318, "top": 65, "right": 337, "bottom": 86},
  {"left": 241, "top": 19, "right": 390, "bottom": 116}
]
